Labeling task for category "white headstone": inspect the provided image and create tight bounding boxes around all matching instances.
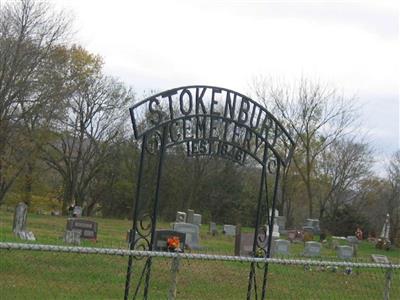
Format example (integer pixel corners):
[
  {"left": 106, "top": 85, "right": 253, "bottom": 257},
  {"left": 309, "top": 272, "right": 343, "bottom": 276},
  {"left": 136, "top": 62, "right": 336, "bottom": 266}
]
[
  {"left": 223, "top": 224, "right": 236, "bottom": 236},
  {"left": 186, "top": 209, "right": 194, "bottom": 224},
  {"left": 269, "top": 209, "right": 279, "bottom": 225},
  {"left": 193, "top": 214, "right": 202, "bottom": 226},
  {"left": 13, "top": 202, "right": 28, "bottom": 233},
  {"left": 64, "top": 230, "right": 81, "bottom": 245},
  {"left": 176, "top": 211, "right": 186, "bottom": 223},
  {"left": 73, "top": 206, "right": 82, "bottom": 218},
  {"left": 371, "top": 254, "right": 390, "bottom": 264},
  {"left": 380, "top": 214, "right": 390, "bottom": 240},
  {"left": 173, "top": 222, "right": 201, "bottom": 249},
  {"left": 13, "top": 202, "right": 36, "bottom": 240}
]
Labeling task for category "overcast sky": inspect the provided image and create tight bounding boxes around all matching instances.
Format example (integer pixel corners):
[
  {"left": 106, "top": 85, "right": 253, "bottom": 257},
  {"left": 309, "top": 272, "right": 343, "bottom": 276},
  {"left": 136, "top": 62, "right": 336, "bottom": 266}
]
[{"left": 51, "top": 0, "right": 399, "bottom": 174}]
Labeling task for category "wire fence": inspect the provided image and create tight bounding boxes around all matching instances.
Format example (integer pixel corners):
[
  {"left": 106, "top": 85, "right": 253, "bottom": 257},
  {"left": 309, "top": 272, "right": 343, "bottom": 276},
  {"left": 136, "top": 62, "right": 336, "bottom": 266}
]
[{"left": 0, "top": 242, "right": 398, "bottom": 299}]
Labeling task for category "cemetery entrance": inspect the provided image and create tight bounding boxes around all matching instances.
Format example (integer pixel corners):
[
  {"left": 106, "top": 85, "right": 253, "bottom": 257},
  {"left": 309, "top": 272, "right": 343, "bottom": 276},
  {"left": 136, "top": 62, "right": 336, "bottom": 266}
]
[{"left": 125, "top": 86, "right": 295, "bottom": 299}]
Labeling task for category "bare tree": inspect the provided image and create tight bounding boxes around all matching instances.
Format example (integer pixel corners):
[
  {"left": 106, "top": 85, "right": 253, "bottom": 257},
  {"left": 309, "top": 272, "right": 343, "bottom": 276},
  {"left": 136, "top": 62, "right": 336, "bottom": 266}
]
[
  {"left": 252, "top": 77, "right": 359, "bottom": 218},
  {"left": 41, "top": 46, "right": 133, "bottom": 214},
  {"left": 317, "top": 138, "right": 373, "bottom": 219},
  {"left": 0, "top": 0, "right": 70, "bottom": 204},
  {"left": 387, "top": 150, "right": 400, "bottom": 244}
]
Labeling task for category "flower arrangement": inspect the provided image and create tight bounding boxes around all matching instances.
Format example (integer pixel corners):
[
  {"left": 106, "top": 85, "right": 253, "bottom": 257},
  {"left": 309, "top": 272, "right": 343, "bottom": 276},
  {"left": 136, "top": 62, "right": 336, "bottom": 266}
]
[{"left": 167, "top": 236, "right": 181, "bottom": 252}]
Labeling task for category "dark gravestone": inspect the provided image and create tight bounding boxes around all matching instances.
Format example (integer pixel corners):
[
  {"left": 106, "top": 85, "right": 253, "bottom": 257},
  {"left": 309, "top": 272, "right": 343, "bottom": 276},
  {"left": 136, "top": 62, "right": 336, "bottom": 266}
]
[
  {"left": 235, "top": 232, "right": 255, "bottom": 256},
  {"left": 153, "top": 230, "right": 186, "bottom": 252},
  {"left": 235, "top": 227, "right": 273, "bottom": 257},
  {"left": 66, "top": 219, "right": 98, "bottom": 241}
]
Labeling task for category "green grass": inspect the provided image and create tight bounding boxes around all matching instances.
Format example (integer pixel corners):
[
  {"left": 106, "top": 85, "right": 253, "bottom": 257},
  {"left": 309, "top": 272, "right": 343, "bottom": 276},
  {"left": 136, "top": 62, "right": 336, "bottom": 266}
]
[{"left": 0, "top": 210, "right": 399, "bottom": 299}]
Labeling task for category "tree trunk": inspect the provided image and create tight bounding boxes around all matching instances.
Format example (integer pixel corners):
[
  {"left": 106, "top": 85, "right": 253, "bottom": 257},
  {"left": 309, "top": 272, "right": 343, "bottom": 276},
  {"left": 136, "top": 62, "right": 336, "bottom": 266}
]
[
  {"left": 23, "top": 162, "right": 34, "bottom": 206},
  {"left": 62, "top": 181, "right": 74, "bottom": 215}
]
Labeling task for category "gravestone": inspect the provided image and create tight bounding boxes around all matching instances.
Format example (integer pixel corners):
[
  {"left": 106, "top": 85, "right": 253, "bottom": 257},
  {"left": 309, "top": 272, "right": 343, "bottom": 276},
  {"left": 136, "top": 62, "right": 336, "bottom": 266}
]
[
  {"left": 193, "top": 214, "right": 202, "bottom": 226},
  {"left": 303, "top": 241, "right": 321, "bottom": 257},
  {"left": 346, "top": 235, "right": 359, "bottom": 256},
  {"left": 13, "top": 202, "right": 36, "bottom": 241},
  {"left": 346, "top": 235, "right": 359, "bottom": 245},
  {"left": 223, "top": 224, "right": 236, "bottom": 236},
  {"left": 235, "top": 230, "right": 277, "bottom": 257},
  {"left": 16, "top": 231, "right": 36, "bottom": 241},
  {"left": 186, "top": 209, "right": 194, "bottom": 224},
  {"left": 176, "top": 211, "right": 186, "bottom": 223},
  {"left": 64, "top": 230, "right": 81, "bottom": 245},
  {"left": 371, "top": 254, "right": 390, "bottom": 264},
  {"left": 269, "top": 209, "right": 279, "bottom": 222},
  {"left": 73, "top": 206, "right": 82, "bottom": 218},
  {"left": 13, "top": 202, "right": 28, "bottom": 233},
  {"left": 337, "top": 245, "right": 353, "bottom": 259},
  {"left": 209, "top": 222, "right": 217, "bottom": 235},
  {"left": 153, "top": 230, "right": 186, "bottom": 252},
  {"left": 172, "top": 222, "right": 201, "bottom": 250},
  {"left": 66, "top": 219, "right": 98, "bottom": 240},
  {"left": 274, "top": 239, "right": 290, "bottom": 256},
  {"left": 235, "top": 232, "right": 254, "bottom": 256},
  {"left": 276, "top": 216, "right": 286, "bottom": 233},
  {"left": 303, "top": 219, "right": 320, "bottom": 235},
  {"left": 268, "top": 209, "right": 280, "bottom": 237}
]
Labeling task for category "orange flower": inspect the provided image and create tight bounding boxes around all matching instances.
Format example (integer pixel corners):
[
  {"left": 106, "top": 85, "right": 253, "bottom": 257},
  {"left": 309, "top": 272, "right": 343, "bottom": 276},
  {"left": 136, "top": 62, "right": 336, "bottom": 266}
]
[{"left": 167, "top": 236, "right": 180, "bottom": 251}]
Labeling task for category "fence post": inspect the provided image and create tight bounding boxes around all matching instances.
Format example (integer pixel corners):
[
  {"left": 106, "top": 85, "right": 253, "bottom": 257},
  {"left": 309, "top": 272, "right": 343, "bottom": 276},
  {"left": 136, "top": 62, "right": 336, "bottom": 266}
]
[
  {"left": 383, "top": 266, "right": 393, "bottom": 300},
  {"left": 168, "top": 256, "right": 180, "bottom": 300}
]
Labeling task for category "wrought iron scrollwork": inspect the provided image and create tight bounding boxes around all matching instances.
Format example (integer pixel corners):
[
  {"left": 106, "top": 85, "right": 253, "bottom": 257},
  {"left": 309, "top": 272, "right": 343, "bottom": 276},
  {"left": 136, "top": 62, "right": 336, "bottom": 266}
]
[
  {"left": 256, "top": 225, "right": 268, "bottom": 269},
  {"left": 144, "top": 130, "right": 162, "bottom": 155},
  {"left": 131, "top": 213, "right": 153, "bottom": 260},
  {"left": 267, "top": 159, "right": 277, "bottom": 174}
]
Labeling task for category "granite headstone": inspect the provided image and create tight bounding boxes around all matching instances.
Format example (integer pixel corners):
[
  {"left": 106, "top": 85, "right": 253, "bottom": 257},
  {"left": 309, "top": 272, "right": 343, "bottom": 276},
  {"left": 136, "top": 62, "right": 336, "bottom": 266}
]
[
  {"left": 66, "top": 219, "right": 98, "bottom": 240},
  {"left": 153, "top": 230, "right": 186, "bottom": 252},
  {"left": 223, "top": 224, "right": 236, "bottom": 236},
  {"left": 173, "top": 222, "right": 200, "bottom": 250},
  {"left": 303, "top": 241, "right": 321, "bottom": 257}
]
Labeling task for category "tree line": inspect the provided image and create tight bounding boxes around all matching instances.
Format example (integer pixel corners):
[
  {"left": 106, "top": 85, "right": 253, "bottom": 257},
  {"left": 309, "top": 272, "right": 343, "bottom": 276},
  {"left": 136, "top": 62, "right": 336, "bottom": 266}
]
[{"left": 0, "top": 0, "right": 398, "bottom": 244}]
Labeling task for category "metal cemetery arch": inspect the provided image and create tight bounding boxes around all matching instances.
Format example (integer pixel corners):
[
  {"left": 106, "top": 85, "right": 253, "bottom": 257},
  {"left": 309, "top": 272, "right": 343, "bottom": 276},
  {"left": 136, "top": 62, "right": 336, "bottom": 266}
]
[{"left": 125, "top": 86, "right": 295, "bottom": 299}]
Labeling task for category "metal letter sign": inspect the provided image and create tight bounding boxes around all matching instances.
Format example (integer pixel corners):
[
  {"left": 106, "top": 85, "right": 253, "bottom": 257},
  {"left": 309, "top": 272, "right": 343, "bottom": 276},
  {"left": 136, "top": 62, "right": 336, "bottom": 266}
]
[{"left": 124, "top": 86, "right": 295, "bottom": 299}]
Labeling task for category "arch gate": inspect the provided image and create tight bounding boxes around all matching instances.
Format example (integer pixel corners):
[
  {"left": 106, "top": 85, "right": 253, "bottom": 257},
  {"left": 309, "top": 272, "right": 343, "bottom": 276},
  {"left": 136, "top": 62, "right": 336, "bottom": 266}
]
[{"left": 124, "top": 86, "right": 295, "bottom": 299}]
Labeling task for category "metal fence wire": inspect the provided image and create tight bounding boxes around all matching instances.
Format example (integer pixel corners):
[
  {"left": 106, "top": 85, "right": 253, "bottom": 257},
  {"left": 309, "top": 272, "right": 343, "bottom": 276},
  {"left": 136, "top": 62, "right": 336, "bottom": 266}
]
[{"left": 0, "top": 242, "right": 398, "bottom": 300}]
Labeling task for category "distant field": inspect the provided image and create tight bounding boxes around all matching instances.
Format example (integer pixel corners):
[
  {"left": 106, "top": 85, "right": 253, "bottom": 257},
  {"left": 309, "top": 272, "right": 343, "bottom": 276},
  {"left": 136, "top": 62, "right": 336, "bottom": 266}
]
[{"left": 0, "top": 210, "right": 399, "bottom": 299}]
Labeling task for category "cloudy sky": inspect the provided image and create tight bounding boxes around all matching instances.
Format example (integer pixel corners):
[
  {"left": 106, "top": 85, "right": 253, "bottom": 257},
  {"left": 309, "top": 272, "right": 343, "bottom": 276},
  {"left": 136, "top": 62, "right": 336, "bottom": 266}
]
[{"left": 51, "top": 0, "right": 398, "bottom": 174}]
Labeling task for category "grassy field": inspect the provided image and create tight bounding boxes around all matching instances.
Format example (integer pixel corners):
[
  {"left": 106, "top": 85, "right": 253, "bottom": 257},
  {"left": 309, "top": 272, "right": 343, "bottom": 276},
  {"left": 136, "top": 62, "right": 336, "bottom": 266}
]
[{"left": 0, "top": 210, "right": 399, "bottom": 299}]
